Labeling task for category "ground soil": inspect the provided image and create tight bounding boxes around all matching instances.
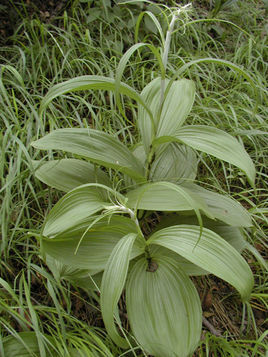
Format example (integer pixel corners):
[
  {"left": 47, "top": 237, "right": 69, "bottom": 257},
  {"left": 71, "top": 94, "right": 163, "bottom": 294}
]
[{"left": 0, "top": 0, "right": 70, "bottom": 45}]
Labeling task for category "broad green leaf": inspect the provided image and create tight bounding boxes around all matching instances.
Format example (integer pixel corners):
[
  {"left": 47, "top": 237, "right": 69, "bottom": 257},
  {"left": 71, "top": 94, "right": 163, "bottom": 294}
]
[
  {"left": 54, "top": 214, "right": 139, "bottom": 239},
  {"left": 183, "top": 183, "right": 252, "bottom": 227},
  {"left": 184, "top": 19, "right": 251, "bottom": 38},
  {"left": 126, "top": 256, "right": 202, "bottom": 357},
  {"left": 45, "top": 254, "right": 103, "bottom": 291},
  {"left": 147, "top": 225, "right": 254, "bottom": 301},
  {"left": 126, "top": 181, "right": 213, "bottom": 217},
  {"left": 138, "top": 78, "right": 159, "bottom": 152},
  {"left": 213, "top": 225, "right": 247, "bottom": 252},
  {"left": 31, "top": 128, "right": 145, "bottom": 182},
  {"left": 1, "top": 332, "right": 52, "bottom": 357},
  {"left": 154, "top": 213, "right": 247, "bottom": 253},
  {"left": 150, "top": 143, "right": 198, "bottom": 183},
  {"left": 156, "top": 80, "right": 195, "bottom": 136},
  {"left": 39, "top": 75, "right": 153, "bottom": 121},
  {"left": 42, "top": 231, "right": 142, "bottom": 273},
  {"left": 138, "top": 77, "right": 195, "bottom": 152},
  {"left": 173, "top": 126, "right": 255, "bottom": 186},
  {"left": 123, "top": 144, "right": 147, "bottom": 189},
  {"left": 34, "top": 159, "right": 111, "bottom": 192},
  {"left": 42, "top": 183, "right": 115, "bottom": 238},
  {"left": 1, "top": 331, "right": 113, "bottom": 357},
  {"left": 132, "top": 143, "right": 147, "bottom": 166},
  {"left": 148, "top": 245, "right": 208, "bottom": 275},
  {"left": 101, "top": 233, "right": 137, "bottom": 348},
  {"left": 42, "top": 216, "right": 144, "bottom": 272}
]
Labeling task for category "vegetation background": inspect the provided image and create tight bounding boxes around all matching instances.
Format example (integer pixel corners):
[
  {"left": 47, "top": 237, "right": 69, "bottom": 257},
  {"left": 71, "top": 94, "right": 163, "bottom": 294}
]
[{"left": 0, "top": 0, "right": 267, "bottom": 356}]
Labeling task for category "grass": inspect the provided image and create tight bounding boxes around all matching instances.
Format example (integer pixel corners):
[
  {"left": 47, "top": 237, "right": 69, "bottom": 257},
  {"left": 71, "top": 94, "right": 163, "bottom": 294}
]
[{"left": 0, "top": 0, "right": 267, "bottom": 356}]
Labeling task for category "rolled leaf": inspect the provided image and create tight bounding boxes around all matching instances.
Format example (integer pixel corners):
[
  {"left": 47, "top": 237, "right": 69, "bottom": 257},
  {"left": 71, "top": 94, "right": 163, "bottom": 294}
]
[
  {"left": 138, "top": 77, "right": 195, "bottom": 152},
  {"left": 126, "top": 256, "right": 202, "bottom": 357},
  {"left": 32, "top": 128, "right": 145, "bottom": 182},
  {"left": 34, "top": 159, "right": 111, "bottom": 192},
  {"left": 147, "top": 225, "right": 254, "bottom": 301},
  {"left": 101, "top": 233, "right": 137, "bottom": 348}
]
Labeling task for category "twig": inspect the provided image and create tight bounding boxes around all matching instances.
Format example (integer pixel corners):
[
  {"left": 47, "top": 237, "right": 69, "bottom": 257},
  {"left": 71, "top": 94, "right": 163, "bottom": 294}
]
[{"left": 202, "top": 316, "right": 222, "bottom": 337}]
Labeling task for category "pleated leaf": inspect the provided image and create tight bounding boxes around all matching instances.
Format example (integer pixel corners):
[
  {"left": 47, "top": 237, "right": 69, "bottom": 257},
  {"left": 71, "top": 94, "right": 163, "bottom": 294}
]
[
  {"left": 138, "top": 78, "right": 159, "bottom": 152},
  {"left": 174, "top": 125, "right": 255, "bottom": 186},
  {"left": 212, "top": 225, "right": 247, "bottom": 252},
  {"left": 156, "top": 80, "right": 195, "bottom": 136},
  {"left": 148, "top": 245, "right": 208, "bottom": 276},
  {"left": 42, "top": 183, "right": 121, "bottom": 238},
  {"left": 42, "top": 231, "right": 143, "bottom": 273},
  {"left": 45, "top": 254, "right": 103, "bottom": 290},
  {"left": 31, "top": 128, "right": 145, "bottom": 182},
  {"left": 53, "top": 214, "right": 138, "bottom": 239},
  {"left": 147, "top": 225, "right": 254, "bottom": 301},
  {"left": 155, "top": 213, "right": 247, "bottom": 253},
  {"left": 42, "top": 216, "right": 144, "bottom": 272},
  {"left": 183, "top": 183, "right": 252, "bottom": 227},
  {"left": 126, "top": 256, "right": 202, "bottom": 357},
  {"left": 150, "top": 143, "right": 198, "bottom": 183},
  {"left": 138, "top": 77, "right": 195, "bottom": 152},
  {"left": 34, "top": 159, "right": 111, "bottom": 192},
  {"left": 126, "top": 181, "right": 213, "bottom": 217},
  {"left": 101, "top": 233, "right": 137, "bottom": 348},
  {"left": 132, "top": 144, "right": 147, "bottom": 166}
]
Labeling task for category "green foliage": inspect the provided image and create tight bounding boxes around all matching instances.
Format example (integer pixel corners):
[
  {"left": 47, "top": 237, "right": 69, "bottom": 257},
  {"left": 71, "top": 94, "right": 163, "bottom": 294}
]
[
  {"left": 30, "top": 7, "right": 259, "bottom": 356},
  {"left": 1, "top": 1, "right": 267, "bottom": 356},
  {"left": 1, "top": 331, "right": 113, "bottom": 357}
]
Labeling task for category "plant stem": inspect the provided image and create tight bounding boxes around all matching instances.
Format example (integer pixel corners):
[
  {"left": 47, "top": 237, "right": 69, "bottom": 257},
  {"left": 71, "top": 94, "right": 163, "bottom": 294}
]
[
  {"left": 160, "top": 4, "right": 191, "bottom": 104},
  {"left": 111, "top": 205, "right": 144, "bottom": 239}
]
